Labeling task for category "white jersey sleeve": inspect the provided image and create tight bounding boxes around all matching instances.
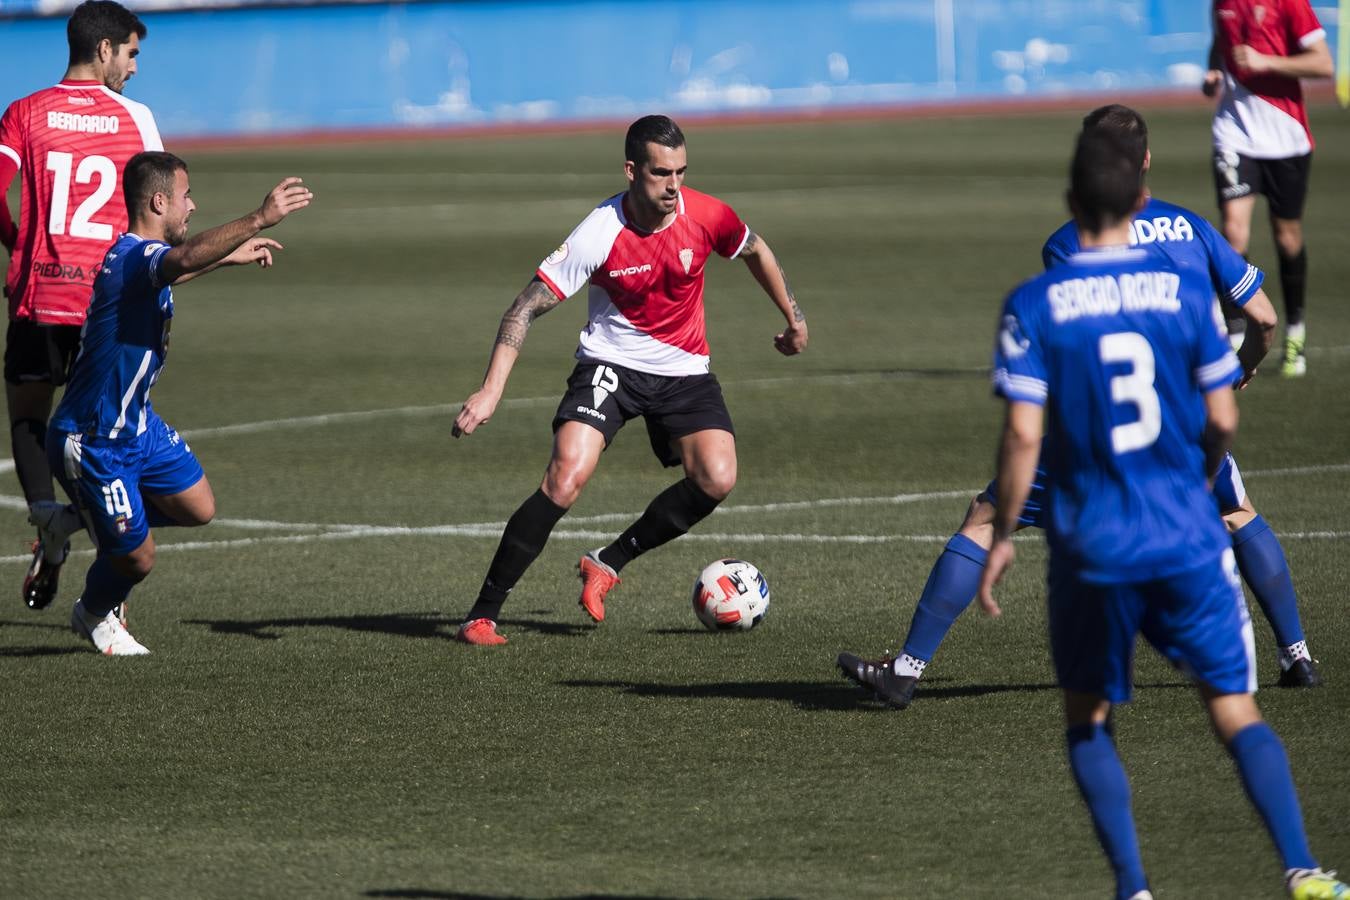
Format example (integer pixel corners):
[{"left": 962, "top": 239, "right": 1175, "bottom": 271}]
[{"left": 535, "top": 195, "right": 624, "bottom": 300}]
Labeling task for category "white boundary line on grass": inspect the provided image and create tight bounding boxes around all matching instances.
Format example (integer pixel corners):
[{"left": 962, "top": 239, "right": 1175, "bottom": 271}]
[{"left": 0, "top": 393, "right": 1343, "bottom": 562}]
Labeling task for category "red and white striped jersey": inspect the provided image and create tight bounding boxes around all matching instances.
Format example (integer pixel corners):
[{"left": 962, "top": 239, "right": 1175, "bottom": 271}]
[
  {"left": 0, "top": 80, "right": 162, "bottom": 324},
  {"left": 536, "top": 186, "right": 750, "bottom": 376},
  {"left": 1212, "top": 0, "right": 1326, "bottom": 158}
]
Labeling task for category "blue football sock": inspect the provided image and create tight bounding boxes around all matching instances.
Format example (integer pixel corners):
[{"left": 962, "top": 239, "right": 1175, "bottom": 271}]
[
  {"left": 1066, "top": 723, "right": 1148, "bottom": 900},
  {"left": 1232, "top": 515, "right": 1305, "bottom": 649},
  {"left": 1228, "top": 722, "right": 1317, "bottom": 872},
  {"left": 81, "top": 556, "right": 140, "bottom": 618},
  {"left": 900, "top": 534, "right": 987, "bottom": 663}
]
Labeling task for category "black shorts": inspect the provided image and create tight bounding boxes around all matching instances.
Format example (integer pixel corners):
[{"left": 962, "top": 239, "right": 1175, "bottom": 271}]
[
  {"left": 4, "top": 320, "right": 82, "bottom": 386},
  {"left": 1212, "top": 150, "right": 1312, "bottom": 220},
  {"left": 552, "top": 360, "right": 735, "bottom": 468}
]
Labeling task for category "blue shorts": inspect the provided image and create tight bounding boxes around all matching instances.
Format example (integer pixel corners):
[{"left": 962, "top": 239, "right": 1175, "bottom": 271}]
[
  {"left": 1047, "top": 548, "right": 1256, "bottom": 703},
  {"left": 984, "top": 451, "right": 1247, "bottom": 528},
  {"left": 50, "top": 413, "right": 204, "bottom": 556}
]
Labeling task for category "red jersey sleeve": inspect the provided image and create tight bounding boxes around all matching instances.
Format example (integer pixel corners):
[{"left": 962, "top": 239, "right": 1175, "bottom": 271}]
[
  {"left": 0, "top": 101, "right": 23, "bottom": 252},
  {"left": 706, "top": 196, "right": 750, "bottom": 259},
  {"left": 1285, "top": 0, "right": 1325, "bottom": 47}
]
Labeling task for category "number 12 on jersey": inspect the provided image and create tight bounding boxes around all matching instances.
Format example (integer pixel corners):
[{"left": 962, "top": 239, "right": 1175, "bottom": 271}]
[{"left": 46, "top": 150, "right": 115, "bottom": 241}]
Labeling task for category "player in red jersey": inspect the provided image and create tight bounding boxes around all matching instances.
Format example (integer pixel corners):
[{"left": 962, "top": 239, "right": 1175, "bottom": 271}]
[
  {"left": 1204, "top": 0, "right": 1332, "bottom": 376},
  {"left": 0, "top": 1, "right": 161, "bottom": 611},
  {"left": 451, "top": 115, "right": 808, "bottom": 645}
]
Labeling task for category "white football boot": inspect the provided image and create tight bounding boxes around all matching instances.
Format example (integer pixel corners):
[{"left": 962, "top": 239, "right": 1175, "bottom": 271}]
[{"left": 71, "top": 598, "right": 150, "bottom": 656}]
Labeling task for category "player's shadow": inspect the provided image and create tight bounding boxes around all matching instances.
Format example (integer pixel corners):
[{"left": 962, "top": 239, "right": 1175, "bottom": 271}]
[
  {"left": 181, "top": 612, "right": 592, "bottom": 642},
  {"left": 363, "top": 892, "right": 723, "bottom": 900},
  {"left": 562, "top": 678, "right": 880, "bottom": 711},
  {"left": 0, "top": 617, "right": 89, "bottom": 658},
  {"left": 564, "top": 677, "right": 1069, "bottom": 711},
  {"left": 0, "top": 645, "right": 87, "bottom": 658}
]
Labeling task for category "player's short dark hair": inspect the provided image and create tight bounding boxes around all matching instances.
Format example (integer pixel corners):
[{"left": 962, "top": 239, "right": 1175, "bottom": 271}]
[
  {"left": 67, "top": 1, "right": 146, "bottom": 67},
  {"left": 1081, "top": 104, "right": 1149, "bottom": 173},
  {"left": 124, "top": 151, "right": 188, "bottom": 217},
  {"left": 625, "top": 115, "right": 686, "bottom": 167},
  {"left": 1069, "top": 131, "right": 1145, "bottom": 233}
]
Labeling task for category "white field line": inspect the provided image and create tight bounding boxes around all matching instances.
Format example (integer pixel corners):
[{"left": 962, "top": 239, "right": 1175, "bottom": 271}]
[{"left": 177, "top": 371, "right": 985, "bottom": 441}]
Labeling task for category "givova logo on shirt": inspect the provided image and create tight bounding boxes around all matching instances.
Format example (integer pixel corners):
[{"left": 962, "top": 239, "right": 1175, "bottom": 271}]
[{"left": 609, "top": 264, "right": 652, "bottom": 277}]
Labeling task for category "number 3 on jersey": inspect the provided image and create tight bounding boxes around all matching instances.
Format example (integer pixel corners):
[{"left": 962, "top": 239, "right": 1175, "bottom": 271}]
[
  {"left": 1099, "top": 332, "right": 1161, "bottom": 455},
  {"left": 46, "top": 151, "right": 116, "bottom": 241}
]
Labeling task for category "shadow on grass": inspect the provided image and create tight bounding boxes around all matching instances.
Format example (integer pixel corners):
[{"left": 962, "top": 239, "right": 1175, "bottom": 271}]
[
  {"left": 563, "top": 677, "right": 1076, "bottom": 711},
  {"left": 181, "top": 612, "right": 593, "bottom": 641},
  {"left": 0, "top": 645, "right": 86, "bottom": 658},
  {"left": 365, "top": 892, "right": 785, "bottom": 900}
]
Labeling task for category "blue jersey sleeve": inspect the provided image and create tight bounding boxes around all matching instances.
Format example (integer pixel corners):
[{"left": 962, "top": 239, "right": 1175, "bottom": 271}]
[
  {"left": 1195, "top": 214, "right": 1263, "bottom": 305},
  {"left": 120, "top": 240, "right": 172, "bottom": 294},
  {"left": 1185, "top": 270, "right": 1242, "bottom": 391},
  {"left": 991, "top": 283, "right": 1048, "bottom": 405},
  {"left": 1041, "top": 221, "right": 1077, "bottom": 271}
]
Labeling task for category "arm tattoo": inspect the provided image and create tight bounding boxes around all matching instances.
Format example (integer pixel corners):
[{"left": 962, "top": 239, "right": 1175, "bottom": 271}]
[
  {"left": 777, "top": 261, "right": 804, "bottom": 322},
  {"left": 495, "top": 279, "right": 562, "bottom": 349},
  {"left": 741, "top": 231, "right": 760, "bottom": 255}
]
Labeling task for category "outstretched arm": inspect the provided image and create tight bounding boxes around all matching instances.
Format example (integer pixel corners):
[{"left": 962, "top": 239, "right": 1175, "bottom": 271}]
[
  {"left": 738, "top": 231, "right": 808, "bottom": 355},
  {"left": 977, "top": 400, "right": 1043, "bottom": 618},
  {"left": 452, "top": 277, "right": 564, "bottom": 438},
  {"left": 159, "top": 177, "right": 312, "bottom": 285}
]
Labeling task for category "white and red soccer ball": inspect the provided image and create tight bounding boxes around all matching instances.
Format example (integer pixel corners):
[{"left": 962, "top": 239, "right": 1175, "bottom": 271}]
[{"left": 691, "top": 559, "right": 770, "bottom": 631}]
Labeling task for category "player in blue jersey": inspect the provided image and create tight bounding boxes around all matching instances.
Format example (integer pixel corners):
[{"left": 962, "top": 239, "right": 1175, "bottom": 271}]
[
  {"left": 48, "top": 151, "right": 311, "bottom": 654},
  {"left": 838, "top": 106, "right": 1320, "bottom": 709},
  {"left": 976, "top": 128, "right": 1345, "bottom": 900}
]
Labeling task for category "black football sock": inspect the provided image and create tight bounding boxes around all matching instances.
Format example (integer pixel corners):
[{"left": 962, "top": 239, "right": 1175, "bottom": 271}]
[
  {"left": 11, "top": 418, "right": 55, "bottom": 505},
  {"left": 466, "top": 489, "right": 568, "bottom": 622},
  {"left": 598, "top": 478, "right": 721, "bottom": 573},
  {"left": 1277, "top": 247, "right": 1307, "bottom": 327}
]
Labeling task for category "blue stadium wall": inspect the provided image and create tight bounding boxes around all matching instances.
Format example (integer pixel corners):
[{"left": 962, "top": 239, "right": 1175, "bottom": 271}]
[{"left": 0, "top": 1, "right": 1341, "bottom": 139}]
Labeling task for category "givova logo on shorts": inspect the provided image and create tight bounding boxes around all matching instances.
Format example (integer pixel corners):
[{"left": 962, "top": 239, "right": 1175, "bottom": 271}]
[{"left": 101, "top": 479, "right": 134, "bottom": 534}]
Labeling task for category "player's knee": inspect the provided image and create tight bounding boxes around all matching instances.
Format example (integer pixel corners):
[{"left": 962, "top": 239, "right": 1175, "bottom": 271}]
[
  {"left": 1273, "top": 223, "right": 1303, "bottom": 258},
  {"left": 690, "top": 459, "right": 736, "bottom": 501},
  {"left": 112, "top": 543, "right": 155, "bottom": 581},
  {"left": 186, "top": 494, "right": 215, "bottom": 526},
  {"left": 542, "top": 464, "right": 588, "bottom": 509}
]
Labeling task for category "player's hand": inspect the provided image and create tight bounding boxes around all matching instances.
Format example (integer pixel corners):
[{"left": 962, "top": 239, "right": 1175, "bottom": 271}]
[
  {"left": 977, "top": 539, "right": 1015, "bottom": 618},
  {"left": 1231, "top": 45, "right": 1272, "bottom": 74},
  {"left": 774, "top": 321, "right": 808, "bottom": 355},
  {"left": 1234, "top": 366, "right": 1258, "bottom": 391},
  {"left": 1202, "top": 69, "right": 1223, "bottom": 97},
  {"left": 452, "top": 388, "right": 501, "bottom": 438},
  {"left": 257, "top": 177, "right": 314, "bottom": 228},
  {"left": 222, "top": 237, "right": 283, "bottom": 268}
]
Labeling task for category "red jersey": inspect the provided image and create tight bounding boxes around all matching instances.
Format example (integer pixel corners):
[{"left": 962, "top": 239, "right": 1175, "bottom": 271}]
[
  {"left": 0, "top": 80, "right": 162, "bottom": 324},
  {"left": 1212, "top": 0, "right": 1326, "bottom": 158},
  {"left": 536, "top": 187, "right": 750, "bottom": 376}
]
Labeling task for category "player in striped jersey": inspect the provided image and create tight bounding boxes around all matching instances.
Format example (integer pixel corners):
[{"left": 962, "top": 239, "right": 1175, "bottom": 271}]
[
  {"left": 1205, "top": 0, "right": 1333, "bottom": 376},
  {"left": 51, "top": 152, "right": 311, "bottom": 655},
  {"left": 0, "top": 1, "right": 163, "bottom": 613},
  {"left": 451, "top": 115, "right": 808, "bottom": 645}
]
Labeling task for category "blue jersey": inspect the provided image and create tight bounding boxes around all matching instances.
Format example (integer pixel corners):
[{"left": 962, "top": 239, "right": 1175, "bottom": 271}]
[
  {"left": 1041, "top": 197, "right": 1262, "bottom": 305},
  {"left": 993, "top": 247, "right": 1242, "bottom": 582},
  {"left": 51, "top": 233, "right": 174, "bottom": 440}
]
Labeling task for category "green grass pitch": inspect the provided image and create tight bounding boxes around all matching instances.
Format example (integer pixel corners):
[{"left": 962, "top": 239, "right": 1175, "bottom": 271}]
[{"left": 2, "top": 104, "right": 1347, "bottom": 898}]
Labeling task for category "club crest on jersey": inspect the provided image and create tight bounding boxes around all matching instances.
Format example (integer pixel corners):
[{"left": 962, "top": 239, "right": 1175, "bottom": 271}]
[
  {"left": 679, "top": 248, "right": 694, "bottom": 274},
  {"left": 999, "top": 314, "right": 1030, "bottom": 359},
  {"left": 1253, "top": 4, "right": 1265, "bottom": 24},
  {"left": 545, "top": 243, "right": 569, "bottom": 265}
]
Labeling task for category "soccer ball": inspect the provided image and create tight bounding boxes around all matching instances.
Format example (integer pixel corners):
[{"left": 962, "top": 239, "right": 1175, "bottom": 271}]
[{"left": 691, "top": 558, "right": 770, "bottom": 631}]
